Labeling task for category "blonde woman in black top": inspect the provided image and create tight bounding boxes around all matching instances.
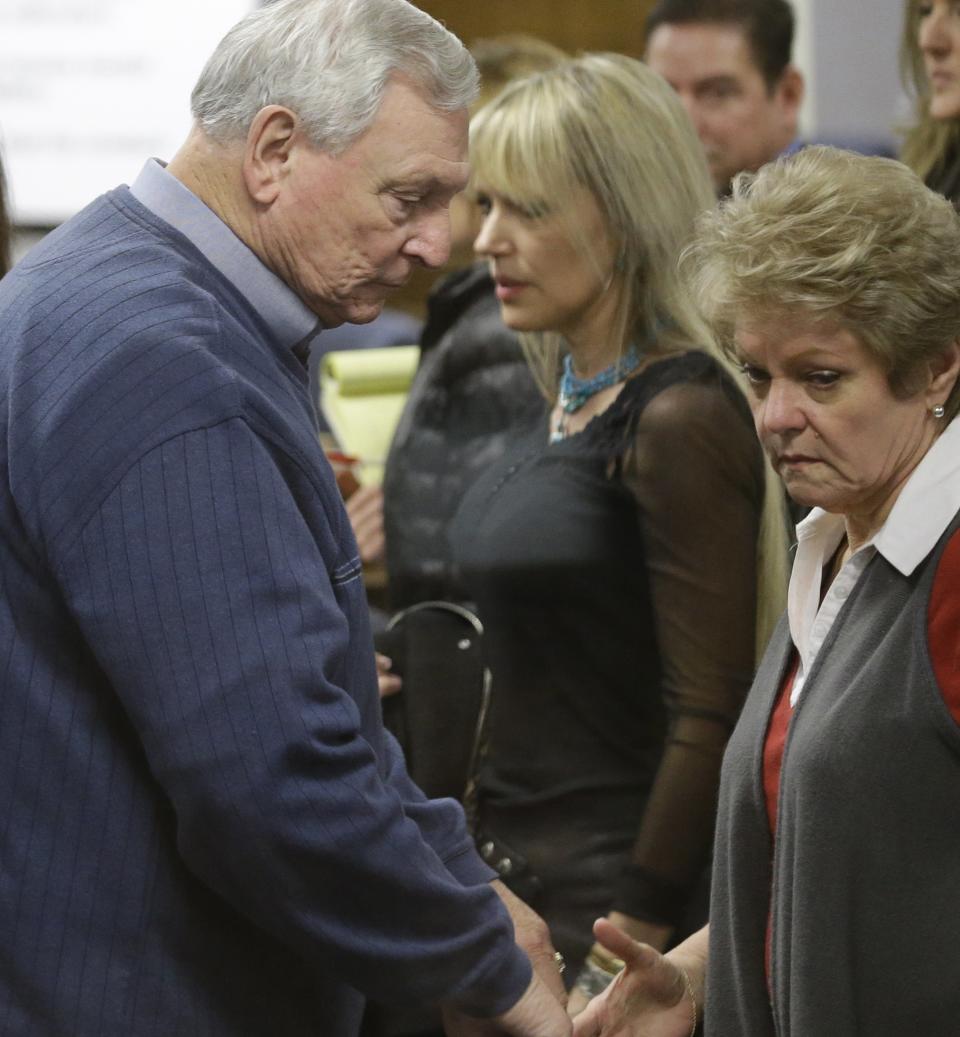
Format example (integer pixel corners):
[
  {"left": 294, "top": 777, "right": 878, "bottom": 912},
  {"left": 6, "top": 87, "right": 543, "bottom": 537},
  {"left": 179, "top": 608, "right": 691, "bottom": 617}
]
[{"left": 449, "top": 54, "right": 788, "bottom": 1001}]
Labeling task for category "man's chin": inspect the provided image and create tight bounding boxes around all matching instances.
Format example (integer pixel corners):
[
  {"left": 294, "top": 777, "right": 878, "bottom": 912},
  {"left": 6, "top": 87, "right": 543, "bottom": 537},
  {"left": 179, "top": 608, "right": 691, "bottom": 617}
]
[{"left": 314, "top": 297, "right": 387, "bottom": 328}]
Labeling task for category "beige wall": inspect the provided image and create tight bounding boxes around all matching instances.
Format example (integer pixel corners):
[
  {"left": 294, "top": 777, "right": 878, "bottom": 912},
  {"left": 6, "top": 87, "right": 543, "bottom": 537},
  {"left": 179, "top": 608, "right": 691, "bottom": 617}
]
[{"left": 419, "top": 0, "right": 653, "bottom": 58}]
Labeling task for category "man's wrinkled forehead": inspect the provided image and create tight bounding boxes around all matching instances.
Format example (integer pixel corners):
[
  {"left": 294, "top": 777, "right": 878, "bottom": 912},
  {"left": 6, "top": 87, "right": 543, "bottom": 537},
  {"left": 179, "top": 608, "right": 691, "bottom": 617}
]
[
  {"left": 332, "top": 79, "right": 469, "bottom": 191},
  {"left": 379, "top": 104, "right": 470, "bottom": 198}
]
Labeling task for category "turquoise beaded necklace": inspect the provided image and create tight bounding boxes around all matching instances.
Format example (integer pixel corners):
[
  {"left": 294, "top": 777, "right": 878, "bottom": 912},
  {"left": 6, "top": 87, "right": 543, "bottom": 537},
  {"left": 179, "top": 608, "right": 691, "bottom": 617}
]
[{"left": 551, "top": 345, "right": 642, "bottom": 442}]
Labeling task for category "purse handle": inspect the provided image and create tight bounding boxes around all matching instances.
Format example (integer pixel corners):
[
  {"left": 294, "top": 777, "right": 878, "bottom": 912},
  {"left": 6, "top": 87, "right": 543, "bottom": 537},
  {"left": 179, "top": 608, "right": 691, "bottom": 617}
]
[{"left": 385, "top": 600, "right": 492, "bottom": 825}]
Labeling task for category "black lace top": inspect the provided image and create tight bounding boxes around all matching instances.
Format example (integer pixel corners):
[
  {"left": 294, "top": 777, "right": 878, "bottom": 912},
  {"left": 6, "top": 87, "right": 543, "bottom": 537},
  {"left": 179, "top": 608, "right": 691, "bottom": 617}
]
[{"left": 449, "top": 349, "right": 764, "bottom": 923}]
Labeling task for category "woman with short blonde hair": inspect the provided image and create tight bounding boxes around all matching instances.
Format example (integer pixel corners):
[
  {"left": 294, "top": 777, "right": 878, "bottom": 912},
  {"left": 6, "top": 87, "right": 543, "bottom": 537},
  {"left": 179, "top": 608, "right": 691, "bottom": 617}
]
[{"left": 691, "top": 145, "right": 960, "bottom": 416}]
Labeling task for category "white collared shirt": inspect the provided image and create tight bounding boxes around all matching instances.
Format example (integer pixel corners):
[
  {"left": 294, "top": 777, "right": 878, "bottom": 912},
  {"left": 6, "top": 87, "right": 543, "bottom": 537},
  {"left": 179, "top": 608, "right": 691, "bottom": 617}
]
[{"left": 787, "top": 416, "right": 960, "bottom": 705}]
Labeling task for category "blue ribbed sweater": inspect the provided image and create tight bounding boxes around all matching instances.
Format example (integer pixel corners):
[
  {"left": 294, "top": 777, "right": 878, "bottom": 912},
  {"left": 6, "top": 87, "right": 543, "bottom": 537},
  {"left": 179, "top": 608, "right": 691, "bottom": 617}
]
[{"left": 0, "top": 188, "right": 529, "bottom": 1035}]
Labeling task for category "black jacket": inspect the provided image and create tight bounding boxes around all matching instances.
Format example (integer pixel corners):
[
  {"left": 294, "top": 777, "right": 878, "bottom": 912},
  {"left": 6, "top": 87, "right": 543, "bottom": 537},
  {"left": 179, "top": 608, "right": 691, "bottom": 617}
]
[{"left": 383, "top": 264, "right": 544, "bottom": 608}]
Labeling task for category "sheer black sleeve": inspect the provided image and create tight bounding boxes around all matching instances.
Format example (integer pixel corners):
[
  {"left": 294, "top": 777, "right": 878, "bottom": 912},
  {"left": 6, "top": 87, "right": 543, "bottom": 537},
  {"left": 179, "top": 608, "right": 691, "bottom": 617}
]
[{"left": 612, "top": 369, "right": 764, "bottom": 924}]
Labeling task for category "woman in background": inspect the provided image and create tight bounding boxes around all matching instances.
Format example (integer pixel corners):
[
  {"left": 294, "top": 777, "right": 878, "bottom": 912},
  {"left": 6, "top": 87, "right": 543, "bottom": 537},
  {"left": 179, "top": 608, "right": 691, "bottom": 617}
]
[
  {"left": 448, "top": 53, "right": 788, "bottom": 998},
  {"left": 901, "top": 0, "right": 960, "bottom": 202}
]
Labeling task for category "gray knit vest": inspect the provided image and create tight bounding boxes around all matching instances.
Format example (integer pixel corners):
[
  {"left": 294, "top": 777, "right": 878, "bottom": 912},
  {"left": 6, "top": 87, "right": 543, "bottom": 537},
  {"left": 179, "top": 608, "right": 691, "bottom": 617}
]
[{"left": 707, "top": 511, "right": 960, "bottom": 1037}]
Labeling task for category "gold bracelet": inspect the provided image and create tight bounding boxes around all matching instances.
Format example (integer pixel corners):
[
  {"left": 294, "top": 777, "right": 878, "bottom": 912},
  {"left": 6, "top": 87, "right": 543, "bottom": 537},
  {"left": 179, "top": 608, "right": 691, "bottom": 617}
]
[
  {"left": 586, "top": 947, "right": 626, "bottom": 976},
  {"left": 677, "top": 964, "right": 698, "bottom": 1037}
]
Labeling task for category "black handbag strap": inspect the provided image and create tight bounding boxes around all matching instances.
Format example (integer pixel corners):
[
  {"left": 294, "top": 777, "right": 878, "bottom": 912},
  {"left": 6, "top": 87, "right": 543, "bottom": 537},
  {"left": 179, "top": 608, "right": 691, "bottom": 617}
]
[{"left": 381, "top": 601, "right": 492, "bottom": 810}]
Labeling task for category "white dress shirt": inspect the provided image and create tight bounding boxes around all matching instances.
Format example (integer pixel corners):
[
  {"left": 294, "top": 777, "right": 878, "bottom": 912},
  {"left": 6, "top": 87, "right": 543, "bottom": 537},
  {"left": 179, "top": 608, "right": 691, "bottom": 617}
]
[{"left": 788, "top": 415, "right": 960, "bottom": 705}]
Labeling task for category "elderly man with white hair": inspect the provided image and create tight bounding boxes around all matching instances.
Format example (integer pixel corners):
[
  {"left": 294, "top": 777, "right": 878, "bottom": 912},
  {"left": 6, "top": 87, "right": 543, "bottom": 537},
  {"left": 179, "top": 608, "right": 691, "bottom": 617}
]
[{"left": 0, "top": 1, "right": 570, "bottom": 1034}]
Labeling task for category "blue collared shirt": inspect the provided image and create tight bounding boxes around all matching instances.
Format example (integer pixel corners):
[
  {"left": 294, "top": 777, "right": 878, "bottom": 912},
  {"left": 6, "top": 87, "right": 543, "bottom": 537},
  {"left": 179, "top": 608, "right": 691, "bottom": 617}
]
[{"left": 131, "top": 158, "right": 321, "bottom": 359}]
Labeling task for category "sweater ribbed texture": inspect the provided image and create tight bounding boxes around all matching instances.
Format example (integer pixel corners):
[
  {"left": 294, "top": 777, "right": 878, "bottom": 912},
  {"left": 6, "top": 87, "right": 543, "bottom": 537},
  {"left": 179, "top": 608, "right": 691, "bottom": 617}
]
[{"left": 0, "top": 188, "right": 530, "bottom": 1035}]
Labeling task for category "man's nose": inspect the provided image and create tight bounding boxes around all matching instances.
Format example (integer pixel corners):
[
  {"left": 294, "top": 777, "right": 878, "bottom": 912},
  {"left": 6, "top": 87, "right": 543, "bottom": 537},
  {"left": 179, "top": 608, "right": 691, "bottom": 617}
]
[{"left": 403, "top": 212, "right": 451, "bottom": 269}]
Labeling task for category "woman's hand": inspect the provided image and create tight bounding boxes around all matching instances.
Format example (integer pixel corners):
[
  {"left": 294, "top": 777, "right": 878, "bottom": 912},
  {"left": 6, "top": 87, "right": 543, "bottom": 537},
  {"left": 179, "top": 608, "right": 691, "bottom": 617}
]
[
  {"left": 375, "top": 653, "right": 402, "bottom": 699},
  {"left": 571, "top": 920, "right": 703, "bottom": 1037},
  {"left": 568, "top": 914, "right": 673, "bottom": 1018},
  {"left": 606, "top": 912, "right": 673, "bottom": 953}
]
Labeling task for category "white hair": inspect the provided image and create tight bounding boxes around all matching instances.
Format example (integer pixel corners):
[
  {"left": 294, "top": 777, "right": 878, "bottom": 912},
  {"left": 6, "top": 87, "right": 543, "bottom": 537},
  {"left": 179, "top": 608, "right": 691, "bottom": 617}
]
[{"left": 191, "top": 0, "right": 478, "bottom": 152}]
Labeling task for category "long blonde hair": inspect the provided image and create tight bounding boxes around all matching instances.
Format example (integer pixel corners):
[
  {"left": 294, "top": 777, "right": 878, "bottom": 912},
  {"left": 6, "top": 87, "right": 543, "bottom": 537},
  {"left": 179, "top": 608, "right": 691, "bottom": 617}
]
[
  {"left": 899, "top": 0, "right": 960, "bottom": 180},
  {"left": 469, "top": 53, "right": 788, "bottom": 654}
]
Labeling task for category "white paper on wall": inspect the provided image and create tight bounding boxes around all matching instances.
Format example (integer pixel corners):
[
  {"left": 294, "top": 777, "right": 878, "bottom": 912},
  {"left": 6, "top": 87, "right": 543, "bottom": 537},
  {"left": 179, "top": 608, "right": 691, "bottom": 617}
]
[{"left": 0, "top": 0, "right": 252, "bottom": 226}]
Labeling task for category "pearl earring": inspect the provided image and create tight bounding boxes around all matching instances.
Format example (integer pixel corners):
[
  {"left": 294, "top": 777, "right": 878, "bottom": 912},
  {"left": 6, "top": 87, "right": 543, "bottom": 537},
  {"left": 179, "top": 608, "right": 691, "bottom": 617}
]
[{"left": 932, "top": 404, "right": 946, "bottom": 419}]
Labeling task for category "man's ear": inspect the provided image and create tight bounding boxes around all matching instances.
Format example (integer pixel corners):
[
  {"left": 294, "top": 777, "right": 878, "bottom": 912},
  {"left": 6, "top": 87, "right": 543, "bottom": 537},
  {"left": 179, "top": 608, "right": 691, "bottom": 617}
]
[
  {"left": 242, "top": 105, "right": 298, "bottom": 205},
  {"left": 774, "top": 64, "right": 804, "bottom": 119}
]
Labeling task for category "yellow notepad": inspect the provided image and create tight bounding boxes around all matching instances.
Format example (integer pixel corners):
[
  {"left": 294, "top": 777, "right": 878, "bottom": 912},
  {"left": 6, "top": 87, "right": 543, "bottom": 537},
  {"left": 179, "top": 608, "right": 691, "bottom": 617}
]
[{"left": 319, "top": 346, "right": 420, "bottom": 485}]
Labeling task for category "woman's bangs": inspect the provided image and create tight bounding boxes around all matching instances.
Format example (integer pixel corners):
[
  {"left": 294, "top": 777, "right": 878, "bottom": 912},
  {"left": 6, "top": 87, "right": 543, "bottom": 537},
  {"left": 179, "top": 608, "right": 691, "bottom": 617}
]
[{"left": 469, "top": 90, "right": 570, "bottom": 211}]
